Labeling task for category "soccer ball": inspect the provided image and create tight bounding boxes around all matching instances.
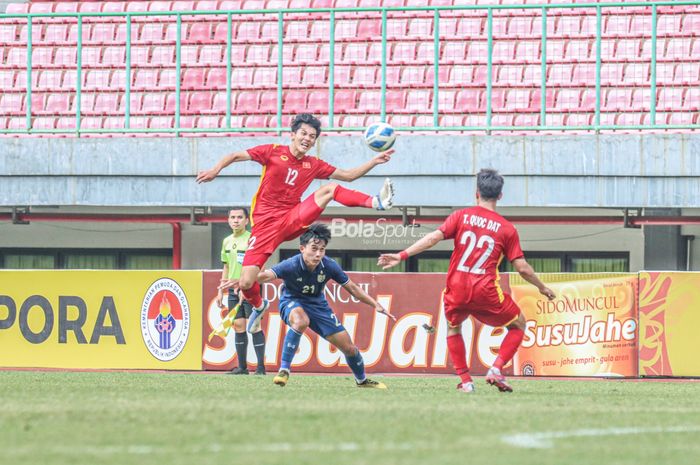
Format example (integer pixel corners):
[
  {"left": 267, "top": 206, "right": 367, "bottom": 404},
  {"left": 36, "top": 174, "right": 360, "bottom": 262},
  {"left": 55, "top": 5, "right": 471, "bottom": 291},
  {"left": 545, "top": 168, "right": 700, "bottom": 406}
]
[{"left": 363, "top": 122, "right": 396, "bottom": 152}]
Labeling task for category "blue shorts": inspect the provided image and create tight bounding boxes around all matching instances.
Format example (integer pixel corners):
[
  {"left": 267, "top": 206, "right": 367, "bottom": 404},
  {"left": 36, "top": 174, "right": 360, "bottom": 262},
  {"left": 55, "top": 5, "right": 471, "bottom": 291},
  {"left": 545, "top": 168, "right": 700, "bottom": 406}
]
[{"left": 279, "top": 296, "right": 345, "bottom": 339}]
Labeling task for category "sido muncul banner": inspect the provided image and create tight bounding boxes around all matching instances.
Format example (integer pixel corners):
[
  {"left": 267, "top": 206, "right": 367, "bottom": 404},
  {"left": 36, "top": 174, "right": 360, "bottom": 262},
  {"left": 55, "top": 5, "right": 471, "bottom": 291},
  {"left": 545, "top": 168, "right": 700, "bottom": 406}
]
[
  {"left": 511, "top": 273, "right": 639, "bottom": 377},
  {"left": 0, "top": 271, "right": 202, "bottom": 370}
]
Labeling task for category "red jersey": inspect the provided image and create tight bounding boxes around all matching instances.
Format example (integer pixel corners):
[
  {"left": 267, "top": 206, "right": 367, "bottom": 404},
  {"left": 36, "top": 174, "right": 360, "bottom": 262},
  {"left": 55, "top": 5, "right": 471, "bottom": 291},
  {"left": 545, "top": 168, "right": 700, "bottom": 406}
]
[
  {"left": 439, "top": 206, "right": 524, "bottom": 307},
  {"left": 247, "top": 144, "right": 337, "bottom": 224}
]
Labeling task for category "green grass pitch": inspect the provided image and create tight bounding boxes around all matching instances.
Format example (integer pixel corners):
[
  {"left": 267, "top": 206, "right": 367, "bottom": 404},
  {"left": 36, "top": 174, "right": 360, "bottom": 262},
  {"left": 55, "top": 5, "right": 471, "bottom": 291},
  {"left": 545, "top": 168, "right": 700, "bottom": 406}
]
[{"left": 2, "top": 371, "right": 699, "bottom": 465}]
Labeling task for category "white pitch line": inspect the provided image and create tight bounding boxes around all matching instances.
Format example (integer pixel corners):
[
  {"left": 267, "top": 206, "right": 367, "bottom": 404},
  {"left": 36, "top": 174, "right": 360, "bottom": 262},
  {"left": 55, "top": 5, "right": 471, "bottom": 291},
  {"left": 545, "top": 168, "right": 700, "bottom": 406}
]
[
  {"left": 502, "top": 425, "right": 700, "bottom": 449},
  {"left": 3, "top": 441, "right": 420, "bottom": 457}
]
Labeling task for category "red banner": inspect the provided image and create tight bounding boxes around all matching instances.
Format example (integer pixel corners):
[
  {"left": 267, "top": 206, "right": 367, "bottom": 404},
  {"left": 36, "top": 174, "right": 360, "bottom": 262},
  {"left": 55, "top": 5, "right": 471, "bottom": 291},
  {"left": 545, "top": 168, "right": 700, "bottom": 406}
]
[{"left": 201, "top": 271, "right": 506, "bottom": 375}]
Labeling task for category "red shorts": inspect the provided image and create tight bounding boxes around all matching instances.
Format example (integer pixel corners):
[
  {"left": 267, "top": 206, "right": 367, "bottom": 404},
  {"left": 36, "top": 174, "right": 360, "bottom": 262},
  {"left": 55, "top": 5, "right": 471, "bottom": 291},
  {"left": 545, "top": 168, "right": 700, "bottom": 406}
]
[
  {"left": 242, "top": 195, "right": 323, "bottom": 268},
  {"left": 444, "top": 291, "right": 521, "bottom": 328}
]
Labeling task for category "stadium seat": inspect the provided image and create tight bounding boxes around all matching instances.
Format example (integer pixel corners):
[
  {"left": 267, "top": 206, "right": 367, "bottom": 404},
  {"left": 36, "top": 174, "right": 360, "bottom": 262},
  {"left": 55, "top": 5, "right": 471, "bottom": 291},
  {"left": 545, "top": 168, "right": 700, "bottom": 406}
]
[
  {"left": 211, "top": 92, "right": 228, "bottom": 113},
  {"left": 405, "top": 90, "right": 431, "bottom": 113},
  {"left": 141, "top": 93, "right": 167, "bottom": 115},
  {"left": 236, "top": 92, "right": 260, "bottom": 114},
  {"left": 188, "top": 23, "right": 213, "bottom": 44},
  {"left": 283, "top": 91, "right": 308, "bottom": 112},
  {"left": 454, "top": 89, "right": 483, "bottom": 112},
  {"left": 255, "top": 67, "right": 278, "bottom": 88},
  {"left": 182, "top": 69, "right": 207, "bottom": 90},
  {"left": 0, "top": 94, "right": 25, "bottom": 116},
  {"left": 307, "top": 92, "right": 329, "bottom": 113},
  {"left": 207, "top": 68, "right": 229, "bottom": 89},
  {"left": 301, "top": 67, "right": 327, "bottom": 87},
  {"left": 139, "top": 24, "right": 166, "bottom": 44},
  {"left": 93, "top": 93, "right": 121, "bottom": 115},
  {"left": 188, "top": 92, "right": 214, "bottom": 113},
  {"left": 391, "top": 42, "right": 417, "bottom": 64},
  {"left": 84, "top": 70, "right": 114, "bottom": 91}
]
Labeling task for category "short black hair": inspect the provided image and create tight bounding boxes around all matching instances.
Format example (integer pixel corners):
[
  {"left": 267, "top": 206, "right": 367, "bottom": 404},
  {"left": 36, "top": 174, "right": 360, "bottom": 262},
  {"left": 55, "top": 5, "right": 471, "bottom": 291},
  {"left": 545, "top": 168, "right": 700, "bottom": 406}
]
[
  {"left": 300, "top": 223, "right": 331, "bottom": 246},
  {"left": 228, "top": 207, "right": 249, "bottom": 219},
  {"left": 476, "top": 168, "right": 504, "bottom": 200},
  {"left": 291, "top": 113, "right": 322, "bottom": 136}
]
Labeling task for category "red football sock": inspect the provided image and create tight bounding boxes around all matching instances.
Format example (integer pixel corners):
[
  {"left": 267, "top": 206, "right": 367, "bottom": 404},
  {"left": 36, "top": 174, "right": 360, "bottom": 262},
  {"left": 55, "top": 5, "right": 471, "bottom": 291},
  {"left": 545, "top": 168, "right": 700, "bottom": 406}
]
[
  {"left": 493, "top": 328, "right": 524, "bottom": 370},
  {"left": 446, "top": 334, "right": 472, "bottom": 383},
  {"left": 241, "top": 282, "right": 263, "bottom": 309},
  {"left": 332, "top": 185, "right": 373, "bottom": 208}
]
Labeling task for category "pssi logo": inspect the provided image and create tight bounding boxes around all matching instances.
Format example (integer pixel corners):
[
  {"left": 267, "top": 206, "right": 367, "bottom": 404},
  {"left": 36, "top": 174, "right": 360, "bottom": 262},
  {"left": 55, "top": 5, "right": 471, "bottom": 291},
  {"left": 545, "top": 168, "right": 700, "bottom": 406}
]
[{"left": 140, "top": 278, "right": 190, "bottom": 362}]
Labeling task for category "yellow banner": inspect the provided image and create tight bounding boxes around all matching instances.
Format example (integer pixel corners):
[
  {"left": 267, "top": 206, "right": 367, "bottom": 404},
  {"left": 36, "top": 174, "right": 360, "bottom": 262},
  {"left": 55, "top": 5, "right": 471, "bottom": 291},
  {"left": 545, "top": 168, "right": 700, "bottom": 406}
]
[
  {"left": 639, "top": 272, "right": 700, "bottom": 377},
  {"left": 0, "top": 271, "right": 202, "bottom": 370},
  {"left": 511, "top": 273, "right": 638, "bottom": 377}
]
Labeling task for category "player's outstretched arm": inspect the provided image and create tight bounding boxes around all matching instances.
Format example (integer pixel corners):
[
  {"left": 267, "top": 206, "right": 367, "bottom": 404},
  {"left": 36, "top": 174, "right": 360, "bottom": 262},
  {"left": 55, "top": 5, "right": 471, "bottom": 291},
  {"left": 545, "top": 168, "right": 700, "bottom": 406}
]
[
  {"left": 378, "top": 229, "right": 445, "bottom": 269},
  {"left": 342, "top": 280, "right": 396, "bottom": 321},
  {"left": 195, "top": 150, "right": 253, "bottom": 184},
  {"left": 330, "top": 149, "right": 394, "bottom": 182},
  {"left": 511, "top": 257, "right": 556, "bottom": 300}
]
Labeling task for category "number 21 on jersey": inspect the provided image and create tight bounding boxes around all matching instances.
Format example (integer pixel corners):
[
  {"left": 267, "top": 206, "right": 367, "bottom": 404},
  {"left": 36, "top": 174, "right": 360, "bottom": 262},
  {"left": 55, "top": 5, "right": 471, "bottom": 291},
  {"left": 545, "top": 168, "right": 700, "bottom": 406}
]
[{"left": 456, "top": 231, "right": 495, "bottom": 274}]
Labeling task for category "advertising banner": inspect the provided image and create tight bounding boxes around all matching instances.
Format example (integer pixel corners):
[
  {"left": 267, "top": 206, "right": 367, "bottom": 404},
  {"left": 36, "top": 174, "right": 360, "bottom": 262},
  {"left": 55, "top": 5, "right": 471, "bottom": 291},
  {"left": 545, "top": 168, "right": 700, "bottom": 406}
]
[
  {"left": 0, "top": 271, "right": 202, "bottom": 370},
  {"left": 512, "top": 273, "right": 639, "bottom": 377},
  {"left": 639, "top": 272, "right": 700, "bottom": 377},
  {"left": 201, "top": 271, "right": 509, "bottom": 375}
]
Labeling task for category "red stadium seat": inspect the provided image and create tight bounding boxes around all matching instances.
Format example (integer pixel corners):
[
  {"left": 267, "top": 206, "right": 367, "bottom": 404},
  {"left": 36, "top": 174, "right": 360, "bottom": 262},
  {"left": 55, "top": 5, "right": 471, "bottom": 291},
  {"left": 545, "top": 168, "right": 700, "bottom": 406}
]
[
  {"left": 333, "top": 90, "right": 357, "bottom": 112},
  {"left": 352, "top": 68, "right": 376, "bottom": 87},
  {"left": 405, "top": 90, "right": 431, "bottom": 113},
  {"left": 84, "top": 70, "right": 114, "bottom": 91},
  {"left": 236, "top": 92, "right": 261, "bottom": 113},
  {"left": 454, "top": 89, "right": 484, "bottom": 112},
  {"left": 307, "top": 93, "right": 329, "bottom": 113},
  {"left": 301, "top": 67, "right": 327, "bottom": 87},
  {"left": 188, "top": 92, "right": 214, "bottom": 113},
  {"left": 139, "top": 24, "right": 165, "bottom": 44},
  {"left": 208, "top": 68, "right": 230, "bottom": 89},
  {"left": 182, "top": 69, "right": 207, "bottom": 90},
  {"left": 150, "top": 46, "right": 175, "bottom": 66},
  {"left": 141, "top": 93, "right": 167, "bottom": 114},
  {"left": 188, "top": 23, "right": 213, "bottom": 44},
  {"left": 93, "top": 94, "right": 121, "bottom": 115},
  {"left": 391, "top": 42, "right": 417, "bottom": 64},
  {"left": 255, "top": 67, "right": 278, "bottom": 87}
]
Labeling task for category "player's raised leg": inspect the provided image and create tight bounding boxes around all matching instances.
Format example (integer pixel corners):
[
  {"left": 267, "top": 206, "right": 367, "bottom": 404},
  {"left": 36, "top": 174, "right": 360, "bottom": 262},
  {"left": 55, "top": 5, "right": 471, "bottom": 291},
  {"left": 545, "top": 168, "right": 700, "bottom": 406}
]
[
  {"left": 325, "top": 330, "right": 386, "bottom": 389},
  {"left": 274, "top": 306, "right": 310, "bottom": 387},
  {"left": 312, "top": 178, "right": 395, "bottom": 212}
]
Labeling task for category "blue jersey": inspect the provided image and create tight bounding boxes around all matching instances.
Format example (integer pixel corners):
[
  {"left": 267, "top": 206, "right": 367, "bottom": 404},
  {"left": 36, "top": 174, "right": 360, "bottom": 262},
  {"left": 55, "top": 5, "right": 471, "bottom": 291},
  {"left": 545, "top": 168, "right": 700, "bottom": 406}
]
[{"left": 271, "top": 254, "right": 349, "bottom": 304}]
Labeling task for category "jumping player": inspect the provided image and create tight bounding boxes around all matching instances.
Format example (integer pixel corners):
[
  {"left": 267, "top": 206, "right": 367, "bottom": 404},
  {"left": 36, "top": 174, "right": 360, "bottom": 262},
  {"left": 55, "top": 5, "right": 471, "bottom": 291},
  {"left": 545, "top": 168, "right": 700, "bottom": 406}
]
[
  {"left": 197, "top": 113, "right": 395, "bottom": 334},
  {"left": 251, "top": 223, "right": 395, "bottom": 388},
  {"left": 378, "top": 169, "right": 555, "bottom": 393}
]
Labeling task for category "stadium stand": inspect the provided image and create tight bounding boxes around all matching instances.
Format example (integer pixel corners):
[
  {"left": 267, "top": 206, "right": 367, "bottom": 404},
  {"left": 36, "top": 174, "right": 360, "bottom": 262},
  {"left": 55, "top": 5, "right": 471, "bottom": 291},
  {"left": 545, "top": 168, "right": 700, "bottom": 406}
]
[{"left": 0, "top": 0, "right": 698, "bottom": 133}]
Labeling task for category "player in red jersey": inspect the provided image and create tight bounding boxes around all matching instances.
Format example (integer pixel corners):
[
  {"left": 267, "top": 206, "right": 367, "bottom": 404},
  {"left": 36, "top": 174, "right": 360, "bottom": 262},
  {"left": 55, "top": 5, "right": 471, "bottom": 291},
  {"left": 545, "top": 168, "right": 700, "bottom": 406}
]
[
  {"left": 378, "top": 169, "right": 555, "bottom": 393},
  {"left": 197, "top": 113, "right": 395, "bottom": 333}
]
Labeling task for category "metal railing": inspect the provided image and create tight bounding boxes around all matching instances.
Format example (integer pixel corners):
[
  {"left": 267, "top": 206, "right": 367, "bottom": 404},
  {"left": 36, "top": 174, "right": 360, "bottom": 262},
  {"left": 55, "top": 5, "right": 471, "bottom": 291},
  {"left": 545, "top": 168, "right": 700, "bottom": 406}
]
[{"left": 0, "top": 1, "right": 698, "bottom": 136}]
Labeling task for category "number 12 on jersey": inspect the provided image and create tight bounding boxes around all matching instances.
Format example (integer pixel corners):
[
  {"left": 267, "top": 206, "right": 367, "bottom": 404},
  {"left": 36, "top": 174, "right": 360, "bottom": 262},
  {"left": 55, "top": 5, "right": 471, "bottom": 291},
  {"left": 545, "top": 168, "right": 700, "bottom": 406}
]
[{"left": 456, "top": 231, "right": 495, "bottom": 274}]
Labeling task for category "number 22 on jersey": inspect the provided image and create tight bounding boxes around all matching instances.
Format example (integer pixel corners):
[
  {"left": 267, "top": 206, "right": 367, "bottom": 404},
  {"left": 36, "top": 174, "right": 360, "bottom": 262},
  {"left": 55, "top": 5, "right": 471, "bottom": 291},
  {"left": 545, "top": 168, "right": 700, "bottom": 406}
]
[{"left": 456, "top": 231, "right": 495, "bottom": 274}]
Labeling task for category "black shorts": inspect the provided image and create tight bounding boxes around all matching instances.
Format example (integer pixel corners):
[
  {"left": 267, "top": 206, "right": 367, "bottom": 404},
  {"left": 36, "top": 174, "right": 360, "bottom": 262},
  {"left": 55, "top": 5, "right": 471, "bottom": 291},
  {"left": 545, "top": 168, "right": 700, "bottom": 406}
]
[{"left": 228, "top": 289, "right": 254, "bottom": 319}]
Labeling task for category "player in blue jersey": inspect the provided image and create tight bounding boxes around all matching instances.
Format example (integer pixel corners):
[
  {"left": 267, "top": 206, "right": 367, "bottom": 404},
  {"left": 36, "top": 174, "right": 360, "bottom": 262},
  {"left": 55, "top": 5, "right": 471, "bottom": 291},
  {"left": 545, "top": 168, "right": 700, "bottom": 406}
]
[{"left": 254, "top": 223, "right": 395, "bottom": 388}]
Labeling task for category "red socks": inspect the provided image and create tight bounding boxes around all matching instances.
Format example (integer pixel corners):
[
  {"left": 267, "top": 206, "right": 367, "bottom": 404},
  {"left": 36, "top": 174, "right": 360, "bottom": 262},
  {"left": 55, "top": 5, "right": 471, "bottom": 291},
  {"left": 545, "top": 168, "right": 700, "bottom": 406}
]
[
  {"left": 241, "top": 282, "right": 263, "bottom": 309},
  {"left": 493, "top": 328, "right": 524, "bottom": 370},
  {"left": 446, "top": 334, "right": 472, "bottom": 383},
  {"left": 332, "top": 185, "right": 373, "bottom": 208}
]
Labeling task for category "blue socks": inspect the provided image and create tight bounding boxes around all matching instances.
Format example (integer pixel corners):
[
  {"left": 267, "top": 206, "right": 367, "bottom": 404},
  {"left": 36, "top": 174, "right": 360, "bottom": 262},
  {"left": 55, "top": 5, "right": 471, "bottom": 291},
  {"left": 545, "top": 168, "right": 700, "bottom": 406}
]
[
  {"left": 345, "top": 349, "right": 366, "bottom": 383},
  {"left": 280, "top": 328, "right": 302, "bottom": 371}
]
